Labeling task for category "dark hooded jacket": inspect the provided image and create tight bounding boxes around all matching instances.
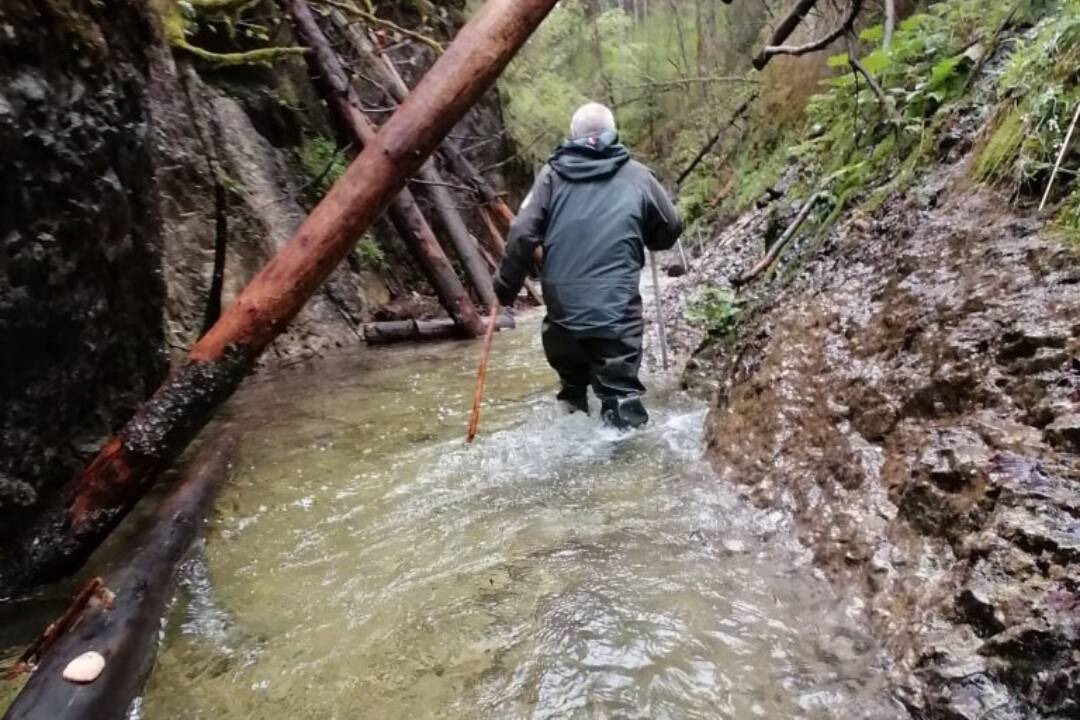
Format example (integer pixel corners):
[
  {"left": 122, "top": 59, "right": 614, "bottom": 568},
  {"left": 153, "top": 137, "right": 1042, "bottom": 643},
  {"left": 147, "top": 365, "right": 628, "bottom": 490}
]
[{"left": 494, "top": 133, "right": 682, "bottom": 338}]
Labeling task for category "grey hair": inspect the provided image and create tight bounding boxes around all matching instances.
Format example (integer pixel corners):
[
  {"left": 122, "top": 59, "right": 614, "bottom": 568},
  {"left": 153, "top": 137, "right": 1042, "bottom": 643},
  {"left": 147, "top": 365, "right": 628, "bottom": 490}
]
[{"left": 569, "top": 102, "right": 616, "bottom": 139}]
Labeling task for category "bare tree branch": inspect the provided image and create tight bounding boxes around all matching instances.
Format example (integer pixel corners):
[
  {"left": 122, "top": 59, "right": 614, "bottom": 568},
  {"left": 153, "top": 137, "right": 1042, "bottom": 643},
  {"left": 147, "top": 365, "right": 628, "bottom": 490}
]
[
  {"left": 675, "top": 94, "right": 757, "bottom": 188},
  {"left": 623, "top": 75, "right": 759, "bottom": 90},
  {"left": 883, "top": 0, "right": 895, "bottom": 48},
  {"left": 321, "top": 0, "right": 443, "bottom": 54},
  {"left": 754, "top": 0, "right": 863, "bottom": 69}
]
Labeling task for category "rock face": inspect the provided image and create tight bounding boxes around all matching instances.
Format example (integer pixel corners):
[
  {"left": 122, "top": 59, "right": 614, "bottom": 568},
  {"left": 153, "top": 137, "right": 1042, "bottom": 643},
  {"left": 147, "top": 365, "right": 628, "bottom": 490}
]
[
  {"left": 689, "top": 172, "right": 1080, "bottom": 717},
  {"left": 0, "top": 0, "right": 516, "bottom": 581},
  {"left": 0, "top": 0, "right": 168, "bottom": 550}
]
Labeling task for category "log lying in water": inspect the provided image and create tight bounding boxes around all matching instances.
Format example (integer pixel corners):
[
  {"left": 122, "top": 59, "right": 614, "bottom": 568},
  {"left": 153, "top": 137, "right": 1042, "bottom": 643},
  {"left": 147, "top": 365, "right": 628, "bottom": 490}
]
[
  {"left": 2, "top": 434, "right": 236, "bottom": 720},
  {"left": 0, "top": 0, "right": 560, "bottom": 590},
  {"left": 363, "top": 314, "right": 514, "bottom": 345}
]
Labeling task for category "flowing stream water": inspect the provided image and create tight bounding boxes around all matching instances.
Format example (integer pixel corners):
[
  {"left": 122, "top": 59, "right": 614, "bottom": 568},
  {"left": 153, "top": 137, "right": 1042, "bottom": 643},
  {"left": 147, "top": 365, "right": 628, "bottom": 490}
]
[{"left": 5, "top": 312, "right": 905, "bottom": 719}]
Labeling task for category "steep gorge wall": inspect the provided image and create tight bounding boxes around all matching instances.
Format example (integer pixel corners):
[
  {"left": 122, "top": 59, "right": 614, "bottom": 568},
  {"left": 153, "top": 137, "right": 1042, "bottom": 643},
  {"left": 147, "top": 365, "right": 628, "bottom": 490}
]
[
  {"left": 0, "top": 0, "right": 168, "bottom": 552},
  {"left": 0, "top": 0, "right": 514, "bottom": 575}
]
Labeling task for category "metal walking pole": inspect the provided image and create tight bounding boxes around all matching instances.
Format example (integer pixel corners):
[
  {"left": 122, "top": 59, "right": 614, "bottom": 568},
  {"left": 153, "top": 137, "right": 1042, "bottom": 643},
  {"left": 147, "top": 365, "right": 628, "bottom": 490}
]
[{"left": 650, "top": 251, "right": 670, "bottom": 371}]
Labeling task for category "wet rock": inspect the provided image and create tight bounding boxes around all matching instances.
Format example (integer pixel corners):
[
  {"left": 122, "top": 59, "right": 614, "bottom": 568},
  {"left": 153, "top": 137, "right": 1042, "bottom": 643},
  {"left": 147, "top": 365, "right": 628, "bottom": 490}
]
[
  {"left": 62, "top": 650, "right": 106, "bottom": 683},
  {"left": 997, "top": 322, "right": 1068, "bottom": 362},
  {"left": 0, "top": 0, "right": 167, "bottom": 555},
  {"left": 691, "top": 158, "right": 1080, "bottom": 717},
  {"left": 955, "top": 582, "right": 1006, "bottom": 638},
  {"left": 0, "top": 472, "right": 38, "bottom": 526},
  {"left": 1043, "top": 413, "right": 1080, "bottom": 454}
]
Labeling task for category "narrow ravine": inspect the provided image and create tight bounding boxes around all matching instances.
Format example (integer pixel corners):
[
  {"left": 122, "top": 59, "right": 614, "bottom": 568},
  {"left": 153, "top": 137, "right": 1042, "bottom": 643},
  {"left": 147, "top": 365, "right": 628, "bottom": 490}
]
[{"left": 132, "top": 312, "right": 904, "bottom": 719}]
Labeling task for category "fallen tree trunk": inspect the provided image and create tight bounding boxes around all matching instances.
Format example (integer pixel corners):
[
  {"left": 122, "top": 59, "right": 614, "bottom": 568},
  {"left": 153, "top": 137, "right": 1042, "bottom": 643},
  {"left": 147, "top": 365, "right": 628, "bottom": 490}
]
[
  {"left": 2, "top": 434, "right": 236, "bottom": 720},
  {"left": 284, "top": 0, "right": 486, "bottom": 337},
  {"left": 363, "top": 314, "right": 514, "bottom": 345},
  {"left": 674, "top": 95, "right": 755, "bottom": 189},
  {"left": 476, "top": 205, "right": 507, "bottom": 260},
  {"left": 0, "top": 0, "right": 560, "bottom": 590},
  {"left": 414, "top": 167, "right": 498, "bottom": 307},
  {"left": 332, "top": 12, "right": 518, "bottom": 232},
  {"left": 732, "top": 193, "right": 824, "bottom": 287},
  {"left": 477, "top": 207, "right": 543, "bottom": 305},
  {"left": 325, "top": 8, "right": 498, "bottom": 306},
  {"left": 752, "top": 0, "right": 819, "bottom": 70}
]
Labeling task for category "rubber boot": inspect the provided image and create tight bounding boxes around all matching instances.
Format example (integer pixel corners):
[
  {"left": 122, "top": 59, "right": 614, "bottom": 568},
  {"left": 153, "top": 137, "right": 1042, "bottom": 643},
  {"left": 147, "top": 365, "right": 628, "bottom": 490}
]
[
  {"left": 557, "top": 388, "right": 589, "bottom": 415},
  {"left": 600, "top": 397, "right": 649, "bottom": 430}
]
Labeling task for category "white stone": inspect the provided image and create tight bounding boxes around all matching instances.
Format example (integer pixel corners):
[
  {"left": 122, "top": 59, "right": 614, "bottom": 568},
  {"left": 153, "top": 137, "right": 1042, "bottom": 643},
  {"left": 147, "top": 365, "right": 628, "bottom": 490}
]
[{"left": 62, "top": 651, "right": 105, "bottom": 683}]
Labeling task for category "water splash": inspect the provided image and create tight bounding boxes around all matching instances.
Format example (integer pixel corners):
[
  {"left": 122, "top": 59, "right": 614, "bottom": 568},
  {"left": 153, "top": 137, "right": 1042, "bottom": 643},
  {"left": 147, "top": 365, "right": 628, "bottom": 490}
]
[{"left": 139, "top": 313, "right": 904, "bottom": 719}]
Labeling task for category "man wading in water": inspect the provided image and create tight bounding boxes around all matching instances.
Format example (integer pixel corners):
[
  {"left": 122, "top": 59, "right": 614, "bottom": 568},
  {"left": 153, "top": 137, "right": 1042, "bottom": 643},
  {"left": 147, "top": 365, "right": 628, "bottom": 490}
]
[{"left": 494, "top": 102, "right": 683, "bottom": 429}]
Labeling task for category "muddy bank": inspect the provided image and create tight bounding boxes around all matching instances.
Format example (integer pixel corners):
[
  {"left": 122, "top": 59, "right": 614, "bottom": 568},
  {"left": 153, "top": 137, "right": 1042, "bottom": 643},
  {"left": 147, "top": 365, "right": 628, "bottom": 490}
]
[{"left": 667, "top": 157, "right": 1079, "bottom": 716}]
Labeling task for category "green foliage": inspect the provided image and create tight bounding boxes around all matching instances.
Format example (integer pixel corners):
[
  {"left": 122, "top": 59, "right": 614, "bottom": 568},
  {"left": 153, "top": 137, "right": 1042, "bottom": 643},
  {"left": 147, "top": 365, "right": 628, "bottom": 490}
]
[
  {"left": 677, "top": 172, "right": 712, "bottom": 224},
  {"left": 355, "top": 236, "right": 388, "bottom": 272},
  {"left": 685, "top": 287, "right": 743, "bottom": 337},
  {"left": 301, "top": 136, "right": 347, "bottom": 199},
  {"left": 971, "top": 3, "right": 1080, "bottom": 202},
  {"left": 163, "top": 0, "right": 306, "bottom": 66},
  {"left": 497, "top": 0, "right": 1076, "bottom": 253},
  {"left": 1050, "top": 187, "right": 1080, "bottom": 244},
  {"left": 788, "top": 0, "right": 1043, "bottom": 220},
  {"left": 971, "top": 104, "right": 1026, "bottom": 182},
  {"left": 498, "top": 0, "right": 762, "bottom": 170}
]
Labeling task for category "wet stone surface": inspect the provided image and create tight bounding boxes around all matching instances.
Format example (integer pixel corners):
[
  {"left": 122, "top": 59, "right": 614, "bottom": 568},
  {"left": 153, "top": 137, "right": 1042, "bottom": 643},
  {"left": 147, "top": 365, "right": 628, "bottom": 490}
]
[{"left": 676, "top": 166, "right": 1079, "bottom": 718}]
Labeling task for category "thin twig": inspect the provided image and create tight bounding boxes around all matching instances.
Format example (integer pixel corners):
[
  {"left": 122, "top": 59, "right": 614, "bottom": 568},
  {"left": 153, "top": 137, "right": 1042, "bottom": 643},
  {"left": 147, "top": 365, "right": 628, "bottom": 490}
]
[
  {"left": 732, "top": 193, "right": 825, "bottom": 286},
  {"left": 761, "top": 0, "right": 863, "bottom": 62},
  {"left": 621, "top": 75, "right": 759, "bottom": 90},
  {"left": 883, "top": 0, "right": 895, "bottom": 48},
  {"left": 4, "top": 578, "right": 106, "bottom": 677},
  {"left": 478, "top": 129, "right": 549, "bottom": 173},
  {"left": 674, "top": 94, "right": 757, "bottom": 188},
  {"left": 847, "top": 36, "right": 901, "bottom": 145},
  {"left": 322, "top": 0, "right": 443, "bottom": 54},
  {"left": 1040, "top": 102, "right": 1080, "bottom": 211}
]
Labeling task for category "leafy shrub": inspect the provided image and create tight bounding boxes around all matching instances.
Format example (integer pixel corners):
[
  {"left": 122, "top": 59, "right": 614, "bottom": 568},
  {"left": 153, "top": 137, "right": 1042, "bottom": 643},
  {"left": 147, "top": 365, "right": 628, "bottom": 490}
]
[
  {"left": 301, "top": 135, "right": 347, "bottom": 199},
  {"left": 355, "top": 236, "right": 388, "bottom": 272},
  {"left": 685, "top": 287, "right": 743, "bottom": 336},
  {"left": 971, "top": 3, "right": 1080, "bottom": 202}
]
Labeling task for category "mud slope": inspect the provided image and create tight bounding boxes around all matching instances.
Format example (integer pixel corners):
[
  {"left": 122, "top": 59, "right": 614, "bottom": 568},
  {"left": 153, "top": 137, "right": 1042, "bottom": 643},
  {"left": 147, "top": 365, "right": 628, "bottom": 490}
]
[{"left": 696, "top": 167, "right": 1079, "bottom": 717}]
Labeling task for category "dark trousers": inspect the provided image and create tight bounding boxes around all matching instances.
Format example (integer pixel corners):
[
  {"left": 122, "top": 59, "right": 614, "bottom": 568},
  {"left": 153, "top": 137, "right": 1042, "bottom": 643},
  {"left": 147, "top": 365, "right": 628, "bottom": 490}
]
[{"left": 541, "top": 320, "right": 648, "bottom": 427}]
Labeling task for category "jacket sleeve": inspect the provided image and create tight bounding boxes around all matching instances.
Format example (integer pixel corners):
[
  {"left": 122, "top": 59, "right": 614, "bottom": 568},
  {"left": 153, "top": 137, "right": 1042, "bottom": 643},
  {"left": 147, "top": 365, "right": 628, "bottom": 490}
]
[
  {"left": 493, "top": 165, "right": 553, "bottom": 306},
  {"left": 641, "top": 171, "right": 683, "bottom": 252}
]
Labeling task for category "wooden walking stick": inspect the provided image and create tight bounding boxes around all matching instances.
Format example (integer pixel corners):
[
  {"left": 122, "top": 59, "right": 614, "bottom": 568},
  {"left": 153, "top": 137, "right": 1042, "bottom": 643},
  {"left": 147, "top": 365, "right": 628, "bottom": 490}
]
[
  {"left": 1040, "top": 101, "right": 1080, "bottom": 212},
  {"left": 467, "top": 303, "right": 502, "bottom": 444}
]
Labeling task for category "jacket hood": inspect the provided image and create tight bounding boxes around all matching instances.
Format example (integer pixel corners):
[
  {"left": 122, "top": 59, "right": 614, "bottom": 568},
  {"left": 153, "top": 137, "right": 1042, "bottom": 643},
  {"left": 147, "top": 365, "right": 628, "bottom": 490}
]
[{"left": 548, "top": 131, "right": 630, "bottom": 182}]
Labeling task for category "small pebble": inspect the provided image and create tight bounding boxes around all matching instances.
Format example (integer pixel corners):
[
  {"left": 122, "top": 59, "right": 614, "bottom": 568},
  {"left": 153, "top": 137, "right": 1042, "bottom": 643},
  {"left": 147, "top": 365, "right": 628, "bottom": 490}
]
[{"left": 62, "top": 651, "right": 105, "bottom": 683}]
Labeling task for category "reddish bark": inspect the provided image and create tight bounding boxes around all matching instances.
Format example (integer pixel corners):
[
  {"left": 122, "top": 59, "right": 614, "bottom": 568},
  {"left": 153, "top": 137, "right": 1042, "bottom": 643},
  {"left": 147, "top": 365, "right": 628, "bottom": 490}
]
[
  {"left": 340, "top": 14, "right": 519, "bottom": 236},
  {"left": 467, "top": 303, "right": 502, "bottom": 444},
  {"left": 0, "top": 0, "right": 560, "bottom": 590},
  {"left": 283, "top": 0, "right": 485, "bottom": 336}
]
